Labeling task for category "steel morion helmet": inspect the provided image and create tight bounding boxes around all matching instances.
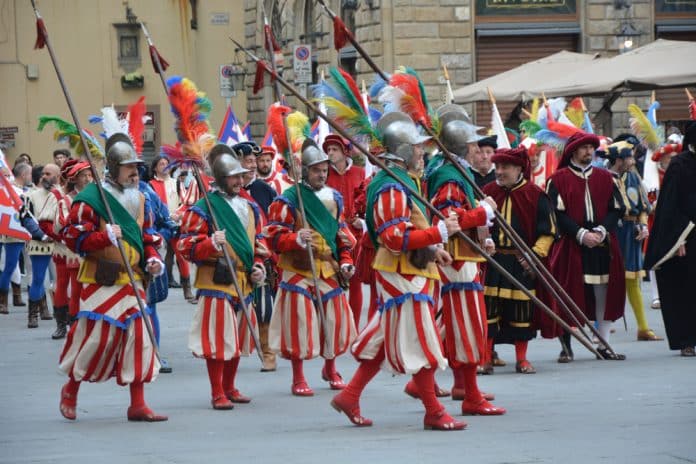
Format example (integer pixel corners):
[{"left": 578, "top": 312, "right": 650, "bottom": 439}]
[
  {"left": 376, "top": 112, "right": 430, "bottom": 165},
  {"left": 213, "top": 153, "right": 250, "bottom": 188},
  {"left": 436, "top": 104, "right": 484, "bottom": 156},
  {"left": 300, "top": 139, "right": 329, "bottom": 179},
  {"left": 105, "top": 133, "right": 143, "bottom": 180}
]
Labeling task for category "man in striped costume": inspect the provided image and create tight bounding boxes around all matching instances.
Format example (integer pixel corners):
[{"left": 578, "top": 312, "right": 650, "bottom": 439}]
[
  {"left": 178, "top": 151, "right": 269, "bottom": 410},
  {"left": 51, "top": 159, "right": 92, "bottom": 339},
  {"left": 422, "top": 106, "right": 505, "bottom": 415},
  {"left": 331, "top": 112, "right": 465, "bottom": 431},
  {"left": 265, "top": 140, "right": 357, "bottom": 397},
  {"left": 59, "top": 134, "right": 166, "bottom": 422}
]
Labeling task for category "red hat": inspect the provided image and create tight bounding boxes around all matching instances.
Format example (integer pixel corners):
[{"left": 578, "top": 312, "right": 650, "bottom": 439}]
[
  {"left": 652, "top": 143, "right": 682, "bottom": 161},
  {"left": 559, "top": 131, "right": 600, "bottom": 168},
  {"left": 492, "top": 147, "right": 531, "bottom": 179},
  {"left": 66, "top": 161, "right": 91, "bottom": 180},
  {"left": 322, "top": 134, "right": 350, "bottom": 154},
  {"left": 60, "top": 159, "right": 80, "bottom": 181},
  {"left": 259, "top": 145, "right": 276, "bottom": 158}
]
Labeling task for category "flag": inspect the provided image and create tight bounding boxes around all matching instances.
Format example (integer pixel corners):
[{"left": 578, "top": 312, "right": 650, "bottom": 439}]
[
  {"left": 490, "top": 102, "right": 511, "bottom": 149},
  {"left": 0, "top": 150, "right": 30, "bottom": 241},
  {"left": 218, "top": 104, "right": 247, "bottom": 146},
  {"left": 311, "top": 102, "right": 331, "bottom": 147},
  {"left": 242, "top": 122, "right": 252, "bottom": 141}
]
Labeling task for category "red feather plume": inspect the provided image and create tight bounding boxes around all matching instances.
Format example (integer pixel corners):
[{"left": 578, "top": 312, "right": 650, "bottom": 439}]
[
  {"left": 267, "top": 103, "right": 292, "bottom": 155},
  {"left": 546, "top": 119, "right": 580, "bottom": 140},
  {"left": 127, "top": 96, "right": 147, "bottom": 156},
  {"left": 388, "top": 73, "right": 431, "bottom": 127},
  {"left": 690, "top": 99, "right": 696, "bottom": 120}
]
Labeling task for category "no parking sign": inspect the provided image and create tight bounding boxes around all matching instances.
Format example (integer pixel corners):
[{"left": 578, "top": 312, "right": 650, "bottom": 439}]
[{"left": 293, "top": 44, "right": 312, "bottom": 84}]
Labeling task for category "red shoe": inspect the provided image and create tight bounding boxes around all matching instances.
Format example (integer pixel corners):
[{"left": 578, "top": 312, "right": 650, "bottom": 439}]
[
  {"left": 461, "top": 398, "right": 506, "bottom": 416},
  {"left": 321, "top": 367, "right": 346, "bottom": 390},
  {"left": 211, "top": 395, "right": 234, "bottom": 410},
  {"left": 59, "top": 384, "right": 77, "bottom": 421},
  {"left": 225, "top": 389, "right": 252, "bottom": 404},
  {"left": 127, "top": 405, "right": 169, "bottom": 421},
  {"left": 451, "top": 387, "right": 495, "bottom": 401},
  {"left": 424, "top": 409, "right": 467, "bottom": 431},
  {"left": 330, "top": 393, "right": 373, "bottom": 427},
  {"left": 292, "top": 381, "right": 315, "bottom": 397}
]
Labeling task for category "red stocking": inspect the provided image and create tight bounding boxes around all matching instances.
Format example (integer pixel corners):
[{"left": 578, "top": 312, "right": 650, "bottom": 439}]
[
  {"left": 206, "top": 359, "right": 225, "bottom": 399},
  {"left": 341, "top": 352, "right": 384, "bottom": 404},
  {"left": 461, "top": 363, "right": 483, "bottom": 403},
  {"left": 515, "top": 340, "right": 528, "bottom": 362},
  {"left": 411, "top": 367, "right": 443, "bottom": 416},
  {"left": 223, "top": 357, "right": 240, "bottom": 393}
]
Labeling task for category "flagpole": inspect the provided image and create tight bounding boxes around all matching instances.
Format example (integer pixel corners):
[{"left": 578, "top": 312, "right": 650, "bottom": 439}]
[
  {"left": 233, "top": 40, "right": 605, "bottom": 359},
  {"left": 142, "top": 20, "right": 264, "bottom": 364},
  {"left": 260, "top": 9, "right": 328, "bottom": 331},
  {"left": 31, "top": 1, "right": 159, "bottom": 360}
]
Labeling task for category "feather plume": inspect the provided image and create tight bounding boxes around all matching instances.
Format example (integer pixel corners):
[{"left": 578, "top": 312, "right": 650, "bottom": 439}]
[
  {"left": 127, "top": 96, "right": 148, "bottom": 156},
  {"left": 312, "top": 67, "right": 377, "bottom": 145},
  {"left": 647, "top": 101, "right": 660, "bottom": 127},
  {"left": 534, "top": 129, "right": 568, "bottom": 151},
  {"left": 384, "top": 72, "right": 432, "bottom": 128},
  {"left": 690, "top": 100, "right": 696, "bottom": 120},
  {"left": 311, "top": 80, "right": 343, "bottom": 101},
  {"left": 329, "top": 68, "right": 367, "bottom": 114},
  {"left": 37, "top": 116, "right": 104, "bottom": 159},
  {"left": 100, "top": 106, "right": 130, "bottom": 139},
  {"left": 628, "top": 104, "right": 660, "bottom": 150},
  {"left": 266, "top": 103, "right": 293, "bottom": 155},
  {"left": 546, "top": 119, "right": 580, "bottom": 140},
  {"left": 166, "top": 76, "right": 214, "bottom": 164},
  {"left": 399, "top": 67, "right": 431, "bottom": 114},
  {"left": 519, "top": 120, "right": 542, "bottom": 138},
  {"left": 529, "top": 98, "right": 540, "bottom": 122},
  {"left": 286, "top": 111, "right": 311, "bottom": 153},
  {"left": 564, "top": 98, "right": 585, "bottom": 129},
  {"left": 369, "top": 75, "right": 389, "bottom": 99},
  {"left": 547, "top": 98, "right": 567, "bottom": 121}
]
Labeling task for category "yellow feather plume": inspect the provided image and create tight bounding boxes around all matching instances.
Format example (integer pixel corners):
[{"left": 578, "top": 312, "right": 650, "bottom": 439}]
[
  {"left": 627, "top": 104, "right": 660, "bottom": 151},
  {"left": 286, "top": 111, "right": 310, "bottom": 153},
  {"left": 530, "top": 98, "right": 540, "bottom": 122}
]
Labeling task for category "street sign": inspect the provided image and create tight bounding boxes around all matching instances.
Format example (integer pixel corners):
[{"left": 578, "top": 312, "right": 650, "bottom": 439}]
[
  {"left": 0, "top": 127, "right": 18, "bottom": 141},
  {"left": 220, "top": 64, "right": 236, "bottom": 98},
  {"left": 293, "top": 44, "right": 312, "bottom": 84}
]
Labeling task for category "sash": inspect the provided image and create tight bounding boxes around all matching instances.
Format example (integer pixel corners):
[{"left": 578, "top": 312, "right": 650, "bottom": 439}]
[
  {"left": 282, "top": 184, "right": 339, "bottom": 260},
  {"left": 74, "top": 183, "right": 144, "bottom": 265},
  {"left": 195, "top": 192, "right": 255, "bottom": 272},
  {"left": 425, "top": 154, "right": 476, "bottom": 207}
]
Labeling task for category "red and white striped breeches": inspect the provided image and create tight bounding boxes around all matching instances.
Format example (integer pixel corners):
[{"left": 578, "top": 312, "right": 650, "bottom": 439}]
[
  {"left": 439, "top": 261, "right": 487, "bottom": 366},
  {"left": 59, "top": 282, "right": 159, "bottom": 385},
  {"left": 188, "top": 294, "right": 259, "bottom": 360},
  {"left": 352, "top": 271, "right": 448, "bottom": 375},
  {"left": 269, "top": 270, "right": 356, "bottom": 360}
]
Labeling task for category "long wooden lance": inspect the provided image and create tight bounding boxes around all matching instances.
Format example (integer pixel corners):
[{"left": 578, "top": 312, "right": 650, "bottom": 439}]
[
  {"left": 315, "top": 7, "right": 618, "bottom": 356},
  {"left": 142, "top": 21, "right": 264, "bottom": 364},
  {"left": 260, "top": 10, "right": 328, "bottom": 329},
  {"left": 30, "top": 0, "right": 160, "bottom": 360},
  {"left": 232, "top": 40, "right": 604, "bottom": 359}
]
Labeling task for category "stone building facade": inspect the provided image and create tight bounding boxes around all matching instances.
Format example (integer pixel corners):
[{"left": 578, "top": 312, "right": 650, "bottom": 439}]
[{"left": 243, "top": 0, "right": 696, "bottom": 139}]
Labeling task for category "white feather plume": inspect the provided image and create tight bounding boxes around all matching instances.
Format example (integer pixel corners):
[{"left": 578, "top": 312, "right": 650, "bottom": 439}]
[{"left": 100, "top": 106, "right": 130, "bottom": 139}]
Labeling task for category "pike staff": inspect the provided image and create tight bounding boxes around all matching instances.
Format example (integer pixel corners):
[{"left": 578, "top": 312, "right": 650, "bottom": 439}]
[
  {"left": 31, "top": 0, "right": 160, "bottom": 359},
  {"left": 260, "top": 8, "right": 328, "bottom": 329},
  {"left": 232, "top": 40, "right": 604, "bottom": 359},
  {"left": 141, "top": 21, "right": 264, "bottom": 364},
  {"left": 315, "top": 4, "right": 619, "bottom": 356}
]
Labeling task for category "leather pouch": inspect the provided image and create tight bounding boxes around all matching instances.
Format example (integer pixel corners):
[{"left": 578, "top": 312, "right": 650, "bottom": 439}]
[
  {"left": 213, "top": 258, "right": 234, "bottom": 285},
  {"left": 95, "top": 259, "right": 121, "bottom": 286},
  {"left": 408, "top": 246, "right": 436, "bottom": 270}
]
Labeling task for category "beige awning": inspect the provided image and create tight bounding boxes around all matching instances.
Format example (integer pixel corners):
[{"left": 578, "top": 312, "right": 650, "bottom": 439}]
[{"left": 453, "top": 39, "right": 696, "bottom": 103}]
